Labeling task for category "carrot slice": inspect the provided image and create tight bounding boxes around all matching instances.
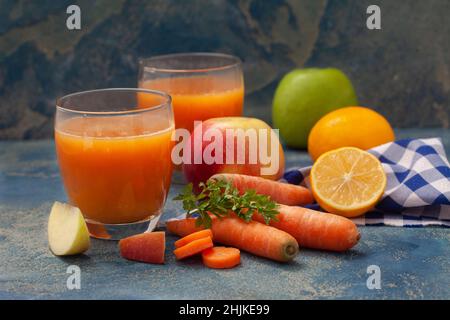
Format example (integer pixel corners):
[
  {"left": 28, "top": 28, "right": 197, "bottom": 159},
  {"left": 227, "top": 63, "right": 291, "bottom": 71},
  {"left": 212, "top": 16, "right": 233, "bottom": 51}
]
[
  {"left": 202, "top": 247, "right": 240, "bottom": 269},
  {"left": 174, "top": 229, "right": 213, "bottom": 248},
  {"left": 173, "top": 236, "right": 213, "bottom": 260}
]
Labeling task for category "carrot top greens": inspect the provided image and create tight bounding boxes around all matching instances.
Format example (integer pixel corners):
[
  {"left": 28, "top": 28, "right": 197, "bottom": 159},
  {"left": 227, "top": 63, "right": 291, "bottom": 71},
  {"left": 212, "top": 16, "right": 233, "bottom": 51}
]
[{"left": 173, "top": 179, "right": 279, "bottom": 228}]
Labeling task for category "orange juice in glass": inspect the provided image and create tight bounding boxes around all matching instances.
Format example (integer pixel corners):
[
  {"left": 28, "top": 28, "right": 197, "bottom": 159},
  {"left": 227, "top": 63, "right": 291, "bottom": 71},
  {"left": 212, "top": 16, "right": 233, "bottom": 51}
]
[
  {"left": 138, "top": 53, "right": 244, "bottom": 133},
  {"left": 55, "top": 89, "right": 174, "bottom": 239}
]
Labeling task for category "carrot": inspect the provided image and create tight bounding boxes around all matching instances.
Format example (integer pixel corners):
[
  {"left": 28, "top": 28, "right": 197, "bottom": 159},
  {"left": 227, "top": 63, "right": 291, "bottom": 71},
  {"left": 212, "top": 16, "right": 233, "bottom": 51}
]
[
  {"left": 174, "top": 229, "right": 213, "bottom": 248},
  {"left": 210, "top": 173, "right": 314, "bottom": 206},
  {"left": 167, "top": 216, "right": 299, "bottom": 262},
  {"left": 202, "top": 247, "right": 241, "bottom": 269},
  {"left": 166, "top": 218, "right": 204, "bottom": 237},
  {"left": 119, "top": 231, "right": 165, "bottom": 264},
  {"left": 173, "top": 236, "right": 213, "bottom": 260},
  {"left": 253, "top": 204, "right": 360, "bottom": 252}
]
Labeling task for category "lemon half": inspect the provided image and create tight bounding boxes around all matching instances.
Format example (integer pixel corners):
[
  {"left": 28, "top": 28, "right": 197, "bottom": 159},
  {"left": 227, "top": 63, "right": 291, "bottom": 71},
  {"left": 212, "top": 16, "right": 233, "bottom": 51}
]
[{"left": 310, "top": 147, "right": 386, "bottom": 217}]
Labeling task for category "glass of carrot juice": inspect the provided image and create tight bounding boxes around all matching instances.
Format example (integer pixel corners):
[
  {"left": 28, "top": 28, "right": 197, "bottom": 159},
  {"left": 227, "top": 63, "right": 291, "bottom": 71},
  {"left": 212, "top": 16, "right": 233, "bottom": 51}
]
[
  {"left": 138, "top": 52, "right": 244, "bottom": 133},
  {"left": 55, "top": 89, "right": 174, "bottom": 240}
]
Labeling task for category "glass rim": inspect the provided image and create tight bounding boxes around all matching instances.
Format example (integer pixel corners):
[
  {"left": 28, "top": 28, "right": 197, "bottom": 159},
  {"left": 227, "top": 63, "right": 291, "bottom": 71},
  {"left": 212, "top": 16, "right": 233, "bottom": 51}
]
[
  {"left": 56, "top": 88, "right": 172, "bottom": 116},
  {"left": 139, "top": 52, "right": 242, "bottom": 74}
]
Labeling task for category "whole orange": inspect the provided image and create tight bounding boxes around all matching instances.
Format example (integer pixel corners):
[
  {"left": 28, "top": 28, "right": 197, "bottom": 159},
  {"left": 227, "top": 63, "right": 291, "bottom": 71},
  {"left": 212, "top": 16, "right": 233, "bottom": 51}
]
[{"left": 308, "top": 107, "right": 395, "bottom": 161}]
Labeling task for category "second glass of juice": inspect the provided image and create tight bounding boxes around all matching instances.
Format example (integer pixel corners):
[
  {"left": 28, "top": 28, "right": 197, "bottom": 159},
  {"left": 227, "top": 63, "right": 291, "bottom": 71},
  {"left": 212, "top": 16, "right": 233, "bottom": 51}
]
[
  {"left": 55, "top": 89, "right": 174, "bottom": 240},
  {"left": 138, "top": 52, "right": 244, "bottom": 132}
]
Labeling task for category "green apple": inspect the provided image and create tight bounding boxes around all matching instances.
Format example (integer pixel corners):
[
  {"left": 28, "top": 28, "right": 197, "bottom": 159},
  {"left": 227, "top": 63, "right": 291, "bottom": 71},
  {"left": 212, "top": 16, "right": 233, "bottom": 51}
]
[
  {"left": 272, "top": 68, "right": 358, "bottom": 148},
  {"left": 48, "top": 201, "right": 90, "bottom": 256}
]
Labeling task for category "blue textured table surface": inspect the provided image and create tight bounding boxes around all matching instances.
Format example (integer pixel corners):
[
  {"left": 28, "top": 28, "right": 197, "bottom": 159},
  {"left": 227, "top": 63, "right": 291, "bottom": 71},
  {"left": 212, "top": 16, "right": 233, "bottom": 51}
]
[{"left": 0, "top": 129, "right": 449, "bottom": 300}]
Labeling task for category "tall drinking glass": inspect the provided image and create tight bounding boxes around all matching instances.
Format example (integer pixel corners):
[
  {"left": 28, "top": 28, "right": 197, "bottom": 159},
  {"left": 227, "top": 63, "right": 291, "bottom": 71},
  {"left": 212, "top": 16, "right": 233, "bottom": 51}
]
[
  {"left": 138, "top": 52, "right": 244, "bottom": 132},
  {"left": 55, "top": 89, "right": 174, "bottom": 240}
]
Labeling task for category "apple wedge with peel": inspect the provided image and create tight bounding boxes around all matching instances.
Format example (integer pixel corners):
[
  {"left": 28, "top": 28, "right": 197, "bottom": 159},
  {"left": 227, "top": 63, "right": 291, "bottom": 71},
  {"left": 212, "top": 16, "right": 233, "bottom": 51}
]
[{"left": 48, "top": 201, "right": 90, "bottom": 256}]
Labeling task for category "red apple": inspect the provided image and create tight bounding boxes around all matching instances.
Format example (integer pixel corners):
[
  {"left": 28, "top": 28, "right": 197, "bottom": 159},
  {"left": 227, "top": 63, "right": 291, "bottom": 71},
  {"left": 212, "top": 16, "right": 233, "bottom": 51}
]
[{"left": 181, "top": 117, "right": 285, "bottom": 188}]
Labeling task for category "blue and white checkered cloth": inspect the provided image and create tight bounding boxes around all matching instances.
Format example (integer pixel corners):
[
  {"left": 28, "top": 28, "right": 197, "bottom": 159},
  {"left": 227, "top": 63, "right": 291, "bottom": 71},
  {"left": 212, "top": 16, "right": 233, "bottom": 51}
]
[{"left": 284, "top": 138, "right": 450, "bottom": 227}]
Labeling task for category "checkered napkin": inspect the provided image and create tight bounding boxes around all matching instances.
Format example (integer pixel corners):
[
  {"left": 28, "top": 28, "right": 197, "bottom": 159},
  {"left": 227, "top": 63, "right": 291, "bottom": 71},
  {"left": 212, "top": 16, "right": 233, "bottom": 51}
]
[{"left": 283, "top": 138, "right": 450, "bottom": 227}]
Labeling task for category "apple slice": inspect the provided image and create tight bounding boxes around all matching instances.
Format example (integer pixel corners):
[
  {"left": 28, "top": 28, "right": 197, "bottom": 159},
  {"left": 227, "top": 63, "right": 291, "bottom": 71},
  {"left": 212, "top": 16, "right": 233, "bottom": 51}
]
[{"left": 48, "top": 201, "right": 90, "bottom": 256}]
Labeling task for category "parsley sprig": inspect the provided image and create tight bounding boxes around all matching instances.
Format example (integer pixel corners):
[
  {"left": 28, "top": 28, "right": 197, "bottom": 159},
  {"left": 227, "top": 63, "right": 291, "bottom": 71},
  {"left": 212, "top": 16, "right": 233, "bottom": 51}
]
[{"left": 173, "top": 179, "right": 279, "bottom": 228}]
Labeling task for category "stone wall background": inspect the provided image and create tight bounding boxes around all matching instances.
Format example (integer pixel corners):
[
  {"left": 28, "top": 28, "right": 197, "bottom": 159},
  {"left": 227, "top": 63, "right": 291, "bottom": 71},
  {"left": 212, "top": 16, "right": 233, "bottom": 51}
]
[{"left": 0, "top": 0, "right": 449, "bottom": 139}]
